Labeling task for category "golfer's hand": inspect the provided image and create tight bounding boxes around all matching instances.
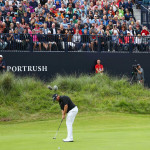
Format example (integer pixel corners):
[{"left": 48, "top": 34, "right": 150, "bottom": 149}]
[{"left": 62, "top": 114, "right": 65, "bottom": 119}]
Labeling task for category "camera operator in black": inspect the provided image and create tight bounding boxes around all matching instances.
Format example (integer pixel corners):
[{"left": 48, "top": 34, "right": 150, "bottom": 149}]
[
  {"left": 136, "top": 64, "right": 144, "bottom": 84},
  {"left": 0, "top": 55, "right": 6, "bottom": 72}
]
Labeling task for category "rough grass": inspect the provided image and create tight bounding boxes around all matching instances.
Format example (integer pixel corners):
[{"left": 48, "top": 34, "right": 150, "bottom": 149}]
[{"left": 0, "top": 72, "right": 150, "bottom": 121}]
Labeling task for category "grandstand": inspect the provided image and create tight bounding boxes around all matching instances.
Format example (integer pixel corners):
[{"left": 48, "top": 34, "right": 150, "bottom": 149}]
[{"left": 0, "top": 0, "right": 149, "bottom": 52}]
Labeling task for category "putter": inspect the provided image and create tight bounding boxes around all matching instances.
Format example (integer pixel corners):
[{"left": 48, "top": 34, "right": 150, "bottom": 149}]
[{"left": 53, "top": 119, "right": 63, "bottom": 139}]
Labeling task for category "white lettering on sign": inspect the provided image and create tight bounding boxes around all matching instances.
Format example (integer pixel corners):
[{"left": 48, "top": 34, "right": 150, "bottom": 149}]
[{"left": 7, "top": 66, "right": 48, "bottom": 72}]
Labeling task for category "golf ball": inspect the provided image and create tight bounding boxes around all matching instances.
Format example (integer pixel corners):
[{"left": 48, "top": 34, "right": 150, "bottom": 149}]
[{"left": 58, "top": 147, "right": 60, "bottom": 149}]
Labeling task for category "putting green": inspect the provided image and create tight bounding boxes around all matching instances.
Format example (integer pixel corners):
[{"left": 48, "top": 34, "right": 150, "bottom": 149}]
[{"left": 0, "top": 113, "right": 150, "bottom": 150}]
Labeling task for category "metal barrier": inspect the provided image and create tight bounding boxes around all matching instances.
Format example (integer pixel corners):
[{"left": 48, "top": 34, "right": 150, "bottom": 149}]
[
  {"left": 141, "top": 5, "right": 150, "bottom": 30},
  {"left": 0, "top": 34, "right": 150, "bottom": 52}
]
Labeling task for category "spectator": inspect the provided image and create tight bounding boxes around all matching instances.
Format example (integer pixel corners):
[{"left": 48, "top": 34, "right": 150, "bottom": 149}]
[
  {"left": 60, "top": 24, "right": 65, "bottom": 34},
  {"left": 0, "top": 0, "right": 5, "bottom": 8},
  {"left": 20, "top": 28, "right": 30, "bottom": 50},
  {"left": 0, "top": 55, "right": 6, "bottom": 72},
  {"left": 112, "top": 24, "right": 119, "bottom": 36},
  {"left": 125, "top": 11, "right": 132, "bottom": 21},
  {"left": 61, "top": 18, "right": 68, "bottom": 29},
  {"left": 95, "top": 59, "right": 104, "bottom": 74},
  {"left": 135, "top": 34, "right": 142, "bottom": 51},
  {"left": 15, "top": 22, "right": 24, "bottom": 34},
  {"left": 35, "top": 3, "right": 43, "bottom": 15},
  {"left": 55, "top": 1, "right": 61, "bottom": 9},
  {"left": 40, "top": 0, "right": 47, "bottom": 6},
  {"left": 91, "top": 15, "right": 100, "bottom": 25},
  {"left": 44, "top": 4, "right": 50, "bottom": 14},
  {"left": 56, "top": 13, "right": 63, "bottom": 23},
  {"left": 29, "top": 0, "right": 38, "bottom": 9},
  {"left": 90, "top": 32, "right": 98, "bottom": 51},
  {"left": 0, "top": 30, "right": 7, "bottom": 50},
  {"left": 135, "top": 25, "right": 141, "bottom": 35},
  {"left": 50, "top": 23, "right": 57, "bottom": 34},
  {"left": 12, "top": 2, "right": 18, "bottom": 12},
  {"left": 37, "top": 29, "right": 46, "bottom": 51},
  {"left": 17, "top": 6, "right": 24, "bottom": 18},
  {"left": 141, "top": 33, "right": 149, "bottom": 51},
  {"left": 23, "top": 12, "right": 29, "bottom": 24},
  {"left": 20, "top": 18, "right": 26, "bottom": 29},
  {"left": 125, "top": 0, "right": 133, "bottom": 15},
  {"left": 120, "top": 26, "right": 127, "bottom": 35},
  {"left": 14, "top": 12, "right": 21, "bottom": 22},
  {"left": 72, "top": 29, "right": 81, "bottom": 51},
  {"left": 42, "top": 23, "right": 50, "bottom": 34},
  {"left": 124, "top": 31, "right": 134, "bottom": 52},
  {"left": 13, "top": 29, "right": 23, "bottom": 50},
  {"left": 46, "top": 0, "right": 53, "bottom": 9},
  {"left": 31, "top": 29, "right": 40, "bottom": 51},
  {"left": 128, "top": 25, "right": 136, "bottom": 36},
  {"left": 119, "top": 32, "right": 126, "bottom": 51},
  {"left": 112, "top": 32, "right": 119, "bottom": 51},
  {"left": 141, "top": 26, "right": 149, "bottom": 36},
  {"left": 81, "top": 29, "right": 91, "bottom": 51},
  {"left": 9, "top": 23, "right": 15, "bottom": 32}
]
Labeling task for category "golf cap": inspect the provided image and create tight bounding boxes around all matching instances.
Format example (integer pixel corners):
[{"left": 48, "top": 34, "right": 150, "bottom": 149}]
[
  {"left": 137, "top": 64, "right": 140, "bottom": 66},
  {"left": 0, "top": 55, "right": 3, "bottom": 58},
  {"left": 52, "top": 94, "right": 58, "bottom": 101}
]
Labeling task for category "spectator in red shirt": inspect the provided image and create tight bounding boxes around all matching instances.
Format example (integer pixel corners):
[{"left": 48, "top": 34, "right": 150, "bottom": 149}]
[
  {"left": 95, "top": 59, "right": 104, "bottom": 73},
  {"left": 141, "top": 26, "right": 149, "bottom": 36}
]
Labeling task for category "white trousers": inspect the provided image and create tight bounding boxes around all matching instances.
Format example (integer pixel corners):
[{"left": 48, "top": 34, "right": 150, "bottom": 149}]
[{"left": 66, "top": 106, "right": 78, "bottom": 140}]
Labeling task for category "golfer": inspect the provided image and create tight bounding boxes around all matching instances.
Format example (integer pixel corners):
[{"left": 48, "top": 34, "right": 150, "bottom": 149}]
[{"left": 52, "top": 94, "right": 78, "bottom": 142}]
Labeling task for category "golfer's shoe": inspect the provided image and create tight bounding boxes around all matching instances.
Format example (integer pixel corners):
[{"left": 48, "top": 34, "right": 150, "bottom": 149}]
[{"left": 63, "top": 138, "right": 74, "bottom": 142}]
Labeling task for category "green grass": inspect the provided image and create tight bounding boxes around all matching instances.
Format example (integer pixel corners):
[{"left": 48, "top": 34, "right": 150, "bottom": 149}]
[
  {"left": 0, "top": 113, "right": 150, "bottom": 150},
  {"left": 0, "top": 72, "right": 150, "bottom": 121}
]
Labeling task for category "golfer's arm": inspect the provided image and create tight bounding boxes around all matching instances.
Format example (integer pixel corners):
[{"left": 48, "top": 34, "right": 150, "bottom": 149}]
[{"left": 63, "top": 104, "right": 68, "bottom": 116}]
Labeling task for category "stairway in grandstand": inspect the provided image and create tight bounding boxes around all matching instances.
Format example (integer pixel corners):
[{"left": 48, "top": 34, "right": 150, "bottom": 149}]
[{"left": 133, "top": 4, "right": 141, "bottom": 23}]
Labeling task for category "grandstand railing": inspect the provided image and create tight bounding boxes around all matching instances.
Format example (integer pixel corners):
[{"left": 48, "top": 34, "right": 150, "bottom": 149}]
[
  {"left": 141, "top": 5, "right": 150, "bottom": 30},
  {"left": 0, "top": 34, "right": 150, "bottom": 52}
]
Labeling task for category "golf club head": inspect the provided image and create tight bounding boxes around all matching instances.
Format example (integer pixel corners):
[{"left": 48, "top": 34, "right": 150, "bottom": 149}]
[
  {"left": 47, "top": 85, "right": 53, "bottom": 90},
  {"left": 53, "top": 137, "right": 56, "bottom": 139}
]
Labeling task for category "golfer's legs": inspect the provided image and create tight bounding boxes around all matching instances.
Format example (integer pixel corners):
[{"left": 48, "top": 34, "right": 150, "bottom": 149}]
[{"left": 66, "top": 106, "right": 78, "bottom": 139}]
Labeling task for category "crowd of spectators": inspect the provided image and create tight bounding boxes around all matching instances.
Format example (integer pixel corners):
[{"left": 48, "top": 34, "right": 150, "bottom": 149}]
[{"left": 0, "top": 0, "right": 149, "bottom": 51}]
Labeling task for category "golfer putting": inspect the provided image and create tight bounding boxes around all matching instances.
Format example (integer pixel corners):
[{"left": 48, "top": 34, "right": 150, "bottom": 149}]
[{"left": 52, "top": 94, "right": 78, "bottom": 142}]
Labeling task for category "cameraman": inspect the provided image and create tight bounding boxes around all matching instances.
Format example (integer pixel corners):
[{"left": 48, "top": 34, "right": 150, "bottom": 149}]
[
  {"left": 0, "top": 55, "right": 6, "bottom": 72},
  {"left": 136, "top": 64, "right": 144, "bottom": 84}
]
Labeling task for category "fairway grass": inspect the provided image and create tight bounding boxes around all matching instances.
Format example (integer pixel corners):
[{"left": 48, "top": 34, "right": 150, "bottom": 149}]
[{"left": 0, "top": 113, "right": 150, "bottom": 150}]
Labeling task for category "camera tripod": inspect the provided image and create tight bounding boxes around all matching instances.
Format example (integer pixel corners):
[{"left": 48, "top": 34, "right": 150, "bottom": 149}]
[{"left": 130, "top": 72, "right": 137, "bottom": 85}]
